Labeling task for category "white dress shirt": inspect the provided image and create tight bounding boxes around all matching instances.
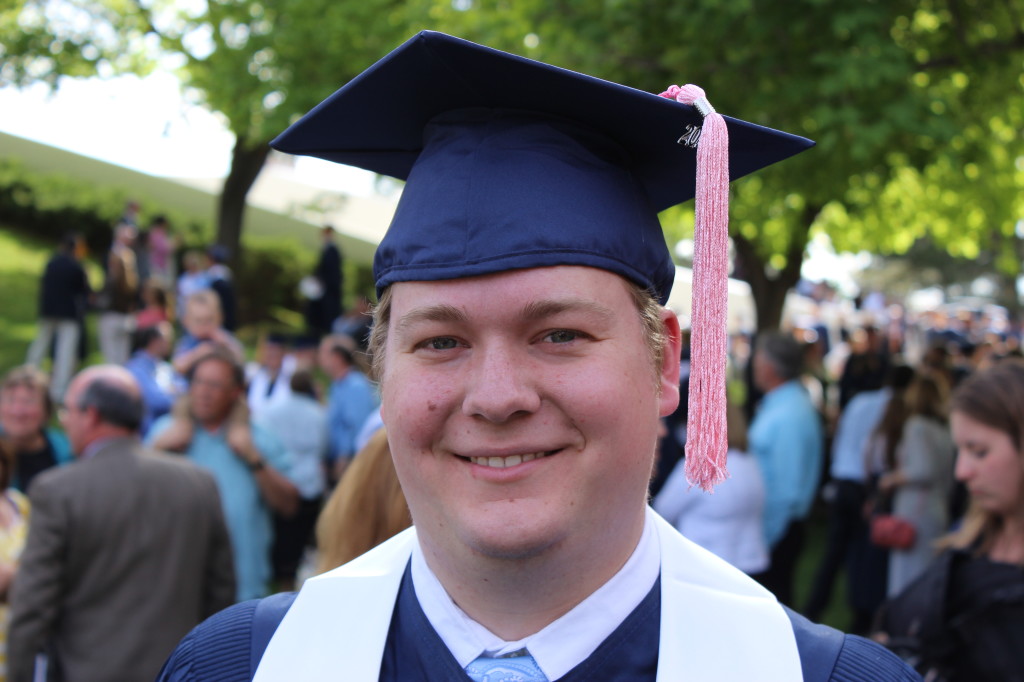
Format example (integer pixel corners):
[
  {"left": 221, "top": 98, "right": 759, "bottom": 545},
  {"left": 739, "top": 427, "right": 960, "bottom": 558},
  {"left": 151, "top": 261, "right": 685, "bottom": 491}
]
[{"left": 411, "top": 515, "right": 660, "bottom": 680}]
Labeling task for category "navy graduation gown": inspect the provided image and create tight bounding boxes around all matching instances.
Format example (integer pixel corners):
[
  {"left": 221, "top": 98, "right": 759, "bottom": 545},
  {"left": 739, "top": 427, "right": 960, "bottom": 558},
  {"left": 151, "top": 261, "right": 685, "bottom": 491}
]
[
  {"left": 378, "top": 566, "right": 659, "bottom": 680},
  {"left": 157, "top": 565, "right": 919, "bottom": 681}
]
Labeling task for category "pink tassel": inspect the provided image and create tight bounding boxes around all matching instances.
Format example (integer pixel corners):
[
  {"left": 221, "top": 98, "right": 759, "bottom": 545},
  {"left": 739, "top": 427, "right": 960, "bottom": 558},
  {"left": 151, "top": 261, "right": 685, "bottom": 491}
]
[{"left": 659, "top": 84, "right": 730, "bottom": 491}]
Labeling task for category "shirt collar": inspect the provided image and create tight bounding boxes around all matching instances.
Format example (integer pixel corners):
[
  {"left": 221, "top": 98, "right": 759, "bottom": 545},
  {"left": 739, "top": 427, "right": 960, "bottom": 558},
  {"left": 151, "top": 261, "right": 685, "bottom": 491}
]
[
  {"left": 411, "top": 511, "right": 660, "bottom": 680},
  {"left": 80, "top": 435, "right": 131, "bottom": 459}
]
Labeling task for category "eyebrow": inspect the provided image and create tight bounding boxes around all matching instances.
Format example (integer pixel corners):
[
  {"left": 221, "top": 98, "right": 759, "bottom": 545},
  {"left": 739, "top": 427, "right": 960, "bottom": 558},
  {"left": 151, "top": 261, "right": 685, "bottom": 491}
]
[
  {"left": 520, "top": 298, "right": 617, "bottom": 323},
  {"left": 394, "top": 304, "right": 469, "bottom": 333},
  {"left": 394, "top": 297, "right": 616, "bottom": 333}
]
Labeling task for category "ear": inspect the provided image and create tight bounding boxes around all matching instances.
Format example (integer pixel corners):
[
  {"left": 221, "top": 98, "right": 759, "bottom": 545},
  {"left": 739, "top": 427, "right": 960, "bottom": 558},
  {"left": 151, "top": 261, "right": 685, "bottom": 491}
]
[
  {"left": 657, "top": 308, "right": 683, "bottom": 418},
  {"left": 83, "top": 405, "right": 104, "bottom": 430}
]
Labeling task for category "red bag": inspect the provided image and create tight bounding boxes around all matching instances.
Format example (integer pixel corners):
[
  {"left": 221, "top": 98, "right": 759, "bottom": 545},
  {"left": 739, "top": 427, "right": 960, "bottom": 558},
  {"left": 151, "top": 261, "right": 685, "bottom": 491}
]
[{"left": 871, "top": 514, "right": 916, "bottom": 550}]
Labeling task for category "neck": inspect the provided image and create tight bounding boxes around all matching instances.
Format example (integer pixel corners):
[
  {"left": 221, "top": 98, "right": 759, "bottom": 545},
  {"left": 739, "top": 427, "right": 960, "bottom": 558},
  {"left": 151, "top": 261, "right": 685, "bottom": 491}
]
[
  {"left": 419, "top": 507, "right": 646, "bottom": 640},
  {"left": 198, "top": 416, "right": 228, "bottom": 433},
  {"left": 81, "top": 427, "right": 133, "bottom": 452},
  {"left": 8, "top": 430, "right": 46, "bottom": 452},
  {"left": 990, "top": 514, "right": 1024, "bottom": 564}
]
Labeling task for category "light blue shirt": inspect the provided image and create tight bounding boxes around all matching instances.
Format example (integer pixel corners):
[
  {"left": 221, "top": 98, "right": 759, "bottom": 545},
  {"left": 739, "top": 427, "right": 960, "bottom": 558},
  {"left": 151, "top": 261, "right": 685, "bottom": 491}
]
[
  {"left": 124, "top": 350, "right": 177, "bottom": 436},
  {"left": 327, "top": 371, "right": 379, "bottom": 462},
  {"left": 147, "top": 416, "right": 290, "bottom": 601},
  {"left": 749, "top": 380, "right": 824, "bottom": 547},
  {"left": 829, "top": 388, "right": 891, "bottom": 482},
  {"left": 258, "top": 394, "right": 328, "bottom": 500}
]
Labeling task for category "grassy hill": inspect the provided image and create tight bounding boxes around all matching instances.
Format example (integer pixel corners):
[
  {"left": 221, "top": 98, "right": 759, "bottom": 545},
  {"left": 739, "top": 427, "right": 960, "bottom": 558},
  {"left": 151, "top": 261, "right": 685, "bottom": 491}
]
[{"left": 0, "top": 131, "right": 377, "bottom": 263}]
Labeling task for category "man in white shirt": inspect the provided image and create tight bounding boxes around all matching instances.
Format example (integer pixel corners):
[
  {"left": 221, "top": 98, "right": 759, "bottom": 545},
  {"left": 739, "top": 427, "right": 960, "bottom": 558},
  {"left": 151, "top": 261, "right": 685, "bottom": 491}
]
[{"left": 157, "top": 32, "right": 919, "bottom": 682}]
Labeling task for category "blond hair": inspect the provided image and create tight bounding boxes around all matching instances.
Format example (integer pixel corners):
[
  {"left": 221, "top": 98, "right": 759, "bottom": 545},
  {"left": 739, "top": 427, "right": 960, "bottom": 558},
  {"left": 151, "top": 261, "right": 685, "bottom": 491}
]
[{"left": 315, "top": 429, "right": 411, "bottom": 573}]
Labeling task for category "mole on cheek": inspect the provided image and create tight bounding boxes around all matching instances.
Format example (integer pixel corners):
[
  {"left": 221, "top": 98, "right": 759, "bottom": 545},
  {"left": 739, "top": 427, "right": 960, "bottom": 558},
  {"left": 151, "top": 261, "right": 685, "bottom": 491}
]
[{"left": 427, "top": 402, "right": 437, "bottom": 412}]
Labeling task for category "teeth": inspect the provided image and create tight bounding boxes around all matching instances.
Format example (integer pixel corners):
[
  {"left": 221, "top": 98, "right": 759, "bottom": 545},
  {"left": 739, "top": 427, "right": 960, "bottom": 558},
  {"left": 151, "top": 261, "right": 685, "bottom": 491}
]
[{"left": 470, "top": 452, "right": 547, "bottom": 468}]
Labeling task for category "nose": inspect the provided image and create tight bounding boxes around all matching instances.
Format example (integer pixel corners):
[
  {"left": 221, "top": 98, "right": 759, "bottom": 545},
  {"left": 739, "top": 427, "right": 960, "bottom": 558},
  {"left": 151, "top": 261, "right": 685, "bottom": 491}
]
[
  {"left": 461, "top": 343, "right": 541, "bottom": 423},
  {"left": 954, "top": 450, "right": 973, "bottom": 482}
]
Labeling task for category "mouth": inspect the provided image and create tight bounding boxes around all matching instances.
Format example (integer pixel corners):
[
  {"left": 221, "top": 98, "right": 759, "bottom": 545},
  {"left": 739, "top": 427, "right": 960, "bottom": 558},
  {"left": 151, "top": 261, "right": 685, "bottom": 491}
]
[{"left": 458, "top": 449, "right": 562, "bottom": 469}]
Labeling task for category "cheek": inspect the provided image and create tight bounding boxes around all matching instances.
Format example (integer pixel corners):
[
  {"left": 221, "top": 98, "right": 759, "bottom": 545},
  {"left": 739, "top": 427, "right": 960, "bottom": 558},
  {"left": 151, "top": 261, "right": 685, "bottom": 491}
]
[
  {"left": 381, "top": 371, "right": 457, "bottom": 445},
  {"left": 997, "top": 458, "right": 1024, "bottom": 500}
]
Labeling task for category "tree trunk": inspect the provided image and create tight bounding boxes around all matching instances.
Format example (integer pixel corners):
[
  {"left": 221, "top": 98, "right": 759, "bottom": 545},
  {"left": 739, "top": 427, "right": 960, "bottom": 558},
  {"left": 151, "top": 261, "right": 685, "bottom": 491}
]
[
  {"left": 732, "top": 206, "right": 820, "bottom": 331},
  {"left": 216, "top": 137, "right": 272, "bottom": 261}
]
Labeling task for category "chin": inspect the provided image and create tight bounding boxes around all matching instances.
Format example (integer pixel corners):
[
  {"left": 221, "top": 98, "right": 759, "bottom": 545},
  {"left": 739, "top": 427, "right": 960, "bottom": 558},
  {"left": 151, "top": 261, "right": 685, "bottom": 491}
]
[
  {"left": 466, "top": 533, "right": 562, "bottom": 562},
  {"left": 458, "top": 514, "right": 568, "bottom": 562}
]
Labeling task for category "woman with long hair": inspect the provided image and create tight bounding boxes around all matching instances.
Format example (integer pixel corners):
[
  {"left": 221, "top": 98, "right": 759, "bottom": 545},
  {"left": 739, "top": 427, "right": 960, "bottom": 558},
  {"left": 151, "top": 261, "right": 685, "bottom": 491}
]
[
  {"left": 877, "top": 359, "right": 1024, "bottom": 680},
  {"left": 878, "top": 373, "right": 956, "bottom": 597}
]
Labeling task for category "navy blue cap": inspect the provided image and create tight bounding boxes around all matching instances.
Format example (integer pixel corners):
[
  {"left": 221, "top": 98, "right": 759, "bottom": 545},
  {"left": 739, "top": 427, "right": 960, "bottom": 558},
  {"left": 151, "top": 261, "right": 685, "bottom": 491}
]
[{"left": 271, "top": 31, "right": 813, "bottom": 303}]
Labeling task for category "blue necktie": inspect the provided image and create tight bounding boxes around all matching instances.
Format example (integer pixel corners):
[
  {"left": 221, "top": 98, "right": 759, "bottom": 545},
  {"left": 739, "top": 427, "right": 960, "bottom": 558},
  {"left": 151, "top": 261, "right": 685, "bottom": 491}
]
[{"left": 465, "top": 648, "right": 548, "bottom": 682}]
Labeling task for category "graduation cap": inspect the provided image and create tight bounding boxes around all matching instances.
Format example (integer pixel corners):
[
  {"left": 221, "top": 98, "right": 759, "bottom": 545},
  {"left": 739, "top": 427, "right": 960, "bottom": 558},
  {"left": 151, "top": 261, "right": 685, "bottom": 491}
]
[{"left": 271, "top": 30, "right": 813, "bottom": 490}]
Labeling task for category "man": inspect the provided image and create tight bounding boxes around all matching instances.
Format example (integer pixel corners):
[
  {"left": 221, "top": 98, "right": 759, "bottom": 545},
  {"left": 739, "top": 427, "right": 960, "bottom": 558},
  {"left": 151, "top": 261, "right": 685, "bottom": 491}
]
[
  {"left": 247, "top": 333, "right": 296, "bottom": 418},
  {"left": 97, "top": 223, "right": 139, "bottom": 364},
  {"left": 8, "top": 365, "right": 234, "bottom": 682},
  {"left": 206, "top": 245, "right": 238, "bottom": 332},
  {"left": 124, "top": 321, "right": 179, "bottom": 436},
  {"left": 148, "top": 349, "right": 299, "bottom": 601},
  {"left": 25, "top": 233, "right": 91, "bottom": 401},
  {"left": 159, "top": 32, "right": 917, "bottom": 681},
  {"left": 748, "top": 332, "right": 825, "bottom": 607},
  {"left": 319, "top": 333, "right": 378, "bottom": 483},
  {"left": 306, "top": 225, "right": 344, "bottom": 337},
  {"left": 838, "top": 323, "right": 890, "bottom": 409}
]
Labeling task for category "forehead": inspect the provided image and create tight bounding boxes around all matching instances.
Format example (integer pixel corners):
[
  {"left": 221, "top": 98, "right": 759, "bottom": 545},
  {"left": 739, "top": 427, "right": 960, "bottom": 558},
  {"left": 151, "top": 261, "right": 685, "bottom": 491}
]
[
  {"left": 187, "top": 304, "right": 217, "bottom": 318},
  {"left": 1, "top": 383, "right": 45, "bottom": 402},
  {"left": 951, "top": 411, "right": 1008, "bottom": 438},
  {"left": 194, "top": 358, "right": 236, "bottom": 383},
  {"left": 388, "top": 266, "right": 636, "bottom": 321}
]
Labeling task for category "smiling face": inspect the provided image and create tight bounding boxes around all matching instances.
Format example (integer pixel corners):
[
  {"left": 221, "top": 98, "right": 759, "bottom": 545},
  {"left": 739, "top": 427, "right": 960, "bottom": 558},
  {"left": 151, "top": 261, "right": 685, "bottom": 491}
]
[
  {"left": 379, "top": 266, "right": 680, "bottom": 568},
  {"left": 952, "top": 410, "right": 1024, "bottom": 517},
  {"left": 189, "top": 357, "right": 242, "bottom": 428},
  {"left": 0, "top": 384, "right": 49, "bottom": 441}
]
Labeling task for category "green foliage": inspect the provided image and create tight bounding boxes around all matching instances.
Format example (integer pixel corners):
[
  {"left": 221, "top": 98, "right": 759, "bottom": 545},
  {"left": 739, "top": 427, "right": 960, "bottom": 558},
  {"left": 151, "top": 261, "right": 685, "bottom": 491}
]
[
  {"left": 0, "top": 157, "right": 208, "bottom": 254},
  {"left": 419, "top": 0, "right": 1024, "bottom": 324},
  {"left": 232, "top": 235, "right": 315, "bottom": 330},
  {"left": 0, "top": 0, "right": 155, "bottom": 87}
]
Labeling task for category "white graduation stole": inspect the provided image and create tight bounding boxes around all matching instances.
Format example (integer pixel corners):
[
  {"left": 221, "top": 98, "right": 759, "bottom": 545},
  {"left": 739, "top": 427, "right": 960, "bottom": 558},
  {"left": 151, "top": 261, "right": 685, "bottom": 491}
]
[{"left": 255, "top": 508, "right": 802, "bottom": 681}]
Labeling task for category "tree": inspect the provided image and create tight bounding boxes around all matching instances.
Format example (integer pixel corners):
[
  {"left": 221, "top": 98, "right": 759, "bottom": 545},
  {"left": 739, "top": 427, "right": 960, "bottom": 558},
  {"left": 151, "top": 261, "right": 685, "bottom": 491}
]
[
  {"left": 421, "top": 0, "right": 1024, "bottom": 329},
  {"left": 2, "top": 0, "right": 413, "bottom": 259}
]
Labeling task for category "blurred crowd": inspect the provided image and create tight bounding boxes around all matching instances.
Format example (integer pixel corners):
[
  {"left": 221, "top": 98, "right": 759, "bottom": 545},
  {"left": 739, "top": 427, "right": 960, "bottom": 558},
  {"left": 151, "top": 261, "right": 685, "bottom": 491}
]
[
  {"left": 652, "top": 290, "right": 1024, "bottom": 680},
  {"left": 4, "top": 204, "right": 1024, "bottom": 680}
]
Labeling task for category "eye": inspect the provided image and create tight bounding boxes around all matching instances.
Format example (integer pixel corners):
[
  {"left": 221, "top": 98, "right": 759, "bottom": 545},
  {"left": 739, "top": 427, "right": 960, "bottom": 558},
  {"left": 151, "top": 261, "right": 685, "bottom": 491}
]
[
  {"left": 420, "top": 337, "right": 460, "bottom": 351},
  {"left": 542, "top": 329, "right": 587, "bottom": 344},
  {"left": 961, "top": 445, "right": 988, "bottom": 460}
]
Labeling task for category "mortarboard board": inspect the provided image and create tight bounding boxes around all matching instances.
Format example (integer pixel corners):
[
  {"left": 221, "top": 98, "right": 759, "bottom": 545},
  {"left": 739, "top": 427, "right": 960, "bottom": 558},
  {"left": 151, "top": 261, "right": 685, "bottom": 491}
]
[
  {"left": 271, "top": 30, "right": 812, "bottom": 304},
  {"left": 271, "top": 30, "right": 814, "bottom": 490}
]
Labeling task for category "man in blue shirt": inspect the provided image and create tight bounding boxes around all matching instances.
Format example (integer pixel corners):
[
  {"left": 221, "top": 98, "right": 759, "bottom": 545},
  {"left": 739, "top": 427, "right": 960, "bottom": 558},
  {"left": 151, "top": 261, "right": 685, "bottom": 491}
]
[
  {"left": 749, "top": 332, "right": 825, "bottom": 607},
  {"left": 318, "top": 334, "right": 378, "bottom": 483},
  {"left": 148, "top": 349, "right": 299, "bottom": 601}
]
